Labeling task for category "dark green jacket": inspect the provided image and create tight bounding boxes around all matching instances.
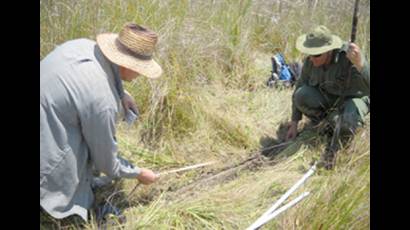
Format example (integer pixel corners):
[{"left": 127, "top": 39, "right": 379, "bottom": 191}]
[{"left": 291, "top": 43, "right": 370, "bottom": 121}]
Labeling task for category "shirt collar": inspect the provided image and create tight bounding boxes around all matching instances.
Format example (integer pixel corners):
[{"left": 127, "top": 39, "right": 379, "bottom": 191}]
[
  {"left": 334, "top": 42, "right": 349, "bottom": 63},
  {"left": 110, "top": 62, "right": 125, "bottom": 99},
  {"left": 95, "top": 44, "right": 125, "bottom": 99}
]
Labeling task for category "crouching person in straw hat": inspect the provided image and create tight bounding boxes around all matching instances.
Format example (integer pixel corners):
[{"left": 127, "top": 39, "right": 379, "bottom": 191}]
[
  {"left": 40, "top": 23, "right": 162, "bottom": 224},
  {"left": 285, "top": 25, "right": 370, "bottom": 168}
]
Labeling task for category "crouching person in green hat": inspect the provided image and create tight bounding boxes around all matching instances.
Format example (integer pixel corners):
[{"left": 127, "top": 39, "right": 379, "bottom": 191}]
[
  {"left": 40, "top": 23, "right": 162, "bottom": 226},
  {"left": 285, "top": 25, "right": 370, "bottom": 169}
]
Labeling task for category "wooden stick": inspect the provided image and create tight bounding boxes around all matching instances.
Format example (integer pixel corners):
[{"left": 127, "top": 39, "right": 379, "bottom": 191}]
[
  {"left": 157, "top": 161, "right": 216, "bottom": 176},
  {"left": 127, "top": 161, "right": 216, "bottom": 199}
]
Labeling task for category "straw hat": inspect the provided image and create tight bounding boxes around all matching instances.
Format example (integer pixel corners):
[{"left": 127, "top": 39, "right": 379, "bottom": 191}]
[
  {"left": 296, "top": 25, "right": 343, "bottom": 55},
  {"left": 97, "top": 23, "right": 162, "bottom": 79}
]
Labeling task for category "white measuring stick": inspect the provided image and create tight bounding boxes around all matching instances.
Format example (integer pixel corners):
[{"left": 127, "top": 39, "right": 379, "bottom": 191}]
[
  {"left": 246, "top": 163, "right": 316, "bottom": 230},
  {"left": 249, "top": 191, "right": 311, "bottom": 230},
  {"left": 156, "top": 161, "right": 216, "bottom": 176}
]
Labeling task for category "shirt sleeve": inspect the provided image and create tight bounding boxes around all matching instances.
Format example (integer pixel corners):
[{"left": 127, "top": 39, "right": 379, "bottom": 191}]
[
  {"left": 81, "top": 108, "right": 141, "bottom": 179},
  {"left": 291, "top": 58, "right": 310, "bottom": 122}
]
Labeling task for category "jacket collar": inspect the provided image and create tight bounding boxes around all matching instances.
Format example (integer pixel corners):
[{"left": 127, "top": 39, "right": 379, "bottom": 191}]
[{"left": 334, "top": 42, "right": 349, "bottom": 63}]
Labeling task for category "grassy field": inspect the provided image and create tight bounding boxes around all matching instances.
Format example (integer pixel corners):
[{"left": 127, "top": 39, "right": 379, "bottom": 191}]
[{"left": 40, "top": 0, "right": 370, "bottom": 229}]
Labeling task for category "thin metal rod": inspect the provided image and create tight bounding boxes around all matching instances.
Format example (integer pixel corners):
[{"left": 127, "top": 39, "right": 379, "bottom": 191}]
[
  {"left": 127, "top": 161, "right": 216, "bottom": 199},
  {"left": 113, "top": 141, "right": 301, "bottom": 210},
  {"left": 126, "top": 183, "right": 141, "bottom": 199},
  {"left": 254, "top": 141, "right": 293, "bottom": 155},
  {"left": 127, "top": 142, "right": 298, "bottom": 199}
]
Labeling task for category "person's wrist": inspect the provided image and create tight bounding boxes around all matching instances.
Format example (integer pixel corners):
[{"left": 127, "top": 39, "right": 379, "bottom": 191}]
[{"left": 356, "top": 59, "right": 364, "bottom": 72}]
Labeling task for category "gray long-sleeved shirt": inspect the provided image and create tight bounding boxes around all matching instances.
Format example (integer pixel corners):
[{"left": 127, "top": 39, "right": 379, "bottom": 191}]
[{"left": 40, "top": 39, "right": 140, "bottom": 221}]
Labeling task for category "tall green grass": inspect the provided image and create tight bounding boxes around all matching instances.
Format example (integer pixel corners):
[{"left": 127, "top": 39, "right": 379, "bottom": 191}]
[
  {"left": 41, "top": 0, "right": 370, "bottom": 149},
  {"left": 41, "top": 0, "right": 370, "bottom": 229}
]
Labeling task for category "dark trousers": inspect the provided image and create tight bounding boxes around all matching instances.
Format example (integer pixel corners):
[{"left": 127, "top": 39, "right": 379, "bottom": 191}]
[{"left": 294, "top": 85, "right": 370, "bottom": 136}]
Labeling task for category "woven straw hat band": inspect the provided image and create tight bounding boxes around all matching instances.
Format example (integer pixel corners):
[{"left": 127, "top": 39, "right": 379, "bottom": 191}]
[{"left": 118, "top": 23, "right": 158, "bottom": 59}]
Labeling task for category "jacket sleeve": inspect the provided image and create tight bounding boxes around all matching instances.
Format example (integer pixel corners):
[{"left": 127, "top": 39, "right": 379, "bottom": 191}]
[
  {"left": 291, "top": 59, "right": 310, "bottom": 122},
  {"left": 351, "top": 52, "right": 370, "bottom": 96},
  {"left": 81, "top": 108, "right": 141, "bottom": 179}
]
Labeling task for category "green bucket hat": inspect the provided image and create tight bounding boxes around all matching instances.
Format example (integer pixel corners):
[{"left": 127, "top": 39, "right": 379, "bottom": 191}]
[{"left": 296, "top": 25, "right": 343, "bottom": 55}]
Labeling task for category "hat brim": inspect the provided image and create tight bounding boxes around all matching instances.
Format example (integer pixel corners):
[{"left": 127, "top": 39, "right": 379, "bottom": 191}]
[
  {"left": 296, "top": 34, "right": 343, "bottom": 55},
  {"left": 96, "top": 33, "right": 163, "bottom": 79}
]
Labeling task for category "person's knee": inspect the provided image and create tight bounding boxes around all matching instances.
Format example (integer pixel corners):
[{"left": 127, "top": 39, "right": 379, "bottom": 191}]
[
  {"left": 294, "top": 86, "right": 326, "bottom": 117},
  {"left": 340, "top": 98, "right": 368, "bottom": 134},
  {"left": 340, "top": 112, "right": 361, "bottom": 135},
  {"left": 294, "top": 86, "right": 309, "bottom": 109}
]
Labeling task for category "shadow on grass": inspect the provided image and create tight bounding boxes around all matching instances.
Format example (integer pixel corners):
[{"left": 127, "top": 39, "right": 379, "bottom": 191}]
[
  {"left": 40, "top": 206, "right": 87, "bottom": 229},
  {"left": 259, "top": 121, "right": 326, "bottom": 159},
  {"left": 92, "top": 179, "right": 133, "bottom": 227},
  {"left": 92, "top": 178, "right": 163, "bottom": 228}
]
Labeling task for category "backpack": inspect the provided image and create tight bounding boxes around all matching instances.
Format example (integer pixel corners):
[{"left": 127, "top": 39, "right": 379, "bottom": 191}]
[{"left": 266, "top": 53, "right": 302, "bottom": 88}]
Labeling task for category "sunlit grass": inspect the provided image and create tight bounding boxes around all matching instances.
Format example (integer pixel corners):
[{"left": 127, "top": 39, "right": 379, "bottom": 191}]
[{"left": 41, "top": 0, "right": 370, "bottom": 229}]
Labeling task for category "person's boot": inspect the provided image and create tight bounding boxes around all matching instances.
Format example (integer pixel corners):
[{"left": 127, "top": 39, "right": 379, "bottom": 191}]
[
  {"left": 317, "top": 131, "right": 352, "bottom": 170},
  {"left": 318, "top": 121, "right": 334, "bottom": 138},
  {"left": 318, "top": 144, "right": 337, "bottom": 170},
  {"left": 96, "top": 202, "right": 127, "bottom": 229}
]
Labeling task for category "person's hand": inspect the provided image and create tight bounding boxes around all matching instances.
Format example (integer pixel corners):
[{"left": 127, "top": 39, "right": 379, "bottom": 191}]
[
  {"left": 286, "top": 121, "right": 298, "bottom": 141},
  {"left": 136, "top": 168, "right": 158, "bottom": 185},
  {"left": 346, "top": 42, "right": 363, "bottom": 72},
  {"left": 122, "top": 90, "right": 138, "bottom": 114}
]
